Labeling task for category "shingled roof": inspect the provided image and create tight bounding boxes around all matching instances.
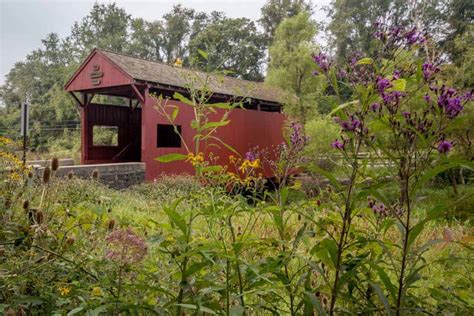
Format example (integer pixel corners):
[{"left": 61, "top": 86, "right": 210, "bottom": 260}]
[{"left": 96, "top": 49, "right": 283, "bottom": 104}]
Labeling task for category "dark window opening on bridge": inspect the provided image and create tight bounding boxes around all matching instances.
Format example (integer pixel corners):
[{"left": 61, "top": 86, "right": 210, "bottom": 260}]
[
  {"left": 93, "top": 125, "right": 119, "bottom": 146},
  {"left": 157, "top": 124, "right": 181, "bottom": 148}
]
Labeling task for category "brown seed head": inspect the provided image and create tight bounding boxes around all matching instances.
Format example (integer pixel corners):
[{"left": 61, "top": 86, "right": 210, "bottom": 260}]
[
  {"left": 92, "top": 169, "right": 99, "bottom": 180},
  {"left": 107, "top": 219, "right": 116, "bottom": 231},
  {"left": 35, "top": 210, "right": 44, "bottom": 224},
  {"left": 67, "top": 171, "right": 74, "bottom": 179},
  {"left": 42, "top": 166, "right": 51, "bottom": 184},
  {"left": 23, "top": 200, "right": 30, "bottom": 210},
  {"left": 66, "top": 237, "right": 76, "bottom": 246},
  {"left": 28, "top": 170, "right": 34, "bottom": 179},
  {"left": 51, "top": 157, "right": 59, "bottom": 171}
]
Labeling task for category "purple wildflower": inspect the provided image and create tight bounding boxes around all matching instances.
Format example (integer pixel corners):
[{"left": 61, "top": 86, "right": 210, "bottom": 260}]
[
  {"left": 437, "top": 140, "right": 453, "bottom": 154},
  {"left": 402, "top": 111, "right": 410, "bottom": 118},
  {"left": 340, "top": 116, "right": 361, "bottom": 132},
  {"left": 245, "top": 151, "right": 257, "bottom": 162},
  {"left": 422, "top": 62, "right": 440, "bottom": 81},
  {"left": 105, "top": 228, "right": 148, "bottom": 265},
  {"left": 404, "top": 27, "right": 425, "bottom": 45},
  {"left": 331, "top": 139, "right": 345, "bottom": 150},
  {"left": 437, "top": 86, "right": 464, "bottom": 118},
  {"left": 393, "top": 70, "right": 401, "bottom": 79},
  {"left": 313, "top": 52, "right": 331, "bottom": 73},
  {"left": 376, "top": 76, "right": 392, "bottom": 94},
  {"left": 371, "top": 103, "right": 381, "bottom": 112},
  {"left": 289, "top": 122, "right": 308, "bottom": 148},
  {"left": 423, "top": 94, "right": 431, "bottom": 103}
]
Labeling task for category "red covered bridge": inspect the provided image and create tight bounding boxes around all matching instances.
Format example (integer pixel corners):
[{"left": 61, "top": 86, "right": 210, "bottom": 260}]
[{"left": 65, "top": 49, "right": 286, "bottom": 180}]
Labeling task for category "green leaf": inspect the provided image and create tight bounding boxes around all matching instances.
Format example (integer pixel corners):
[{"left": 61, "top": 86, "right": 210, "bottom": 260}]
[
  {"left": 369, "top": 281, "right": 392, "bottom": 315},
  {"left": 356, "top": 57, "right": 373, "bottom": 65},
  {"left": 412, "top": 159, "right": 474, "bottom": 196},
  {"left": 67, "top": 307, "right": 84, "bottom": 316},
  {"left": 171, "top": 108, "right": 179, "bottom": 121},
  {"left": 198, "top": 49, "right": 209, "bottom": 60},
  {"left": 328, "top": 100, "right": 358, "bottom": 117},
  {"left": 154, "top": 153, "right": 187, "bottom": 163},
  {"left": 173, "top": 92, "right": 194, "bottom": 106},
  {"left": 211, "top": 102, "right": 234, "bottom": 109},
  {"left": 304, "top": 292, "right": 326, "bottom": 315},
  {"left": 406, "top": 220, "right": 427, "bottom": 250},
  {"left": 372, "top": 264, "right": 397, "bottom": 300},
  {"left": 390, "top": 79, "right": 406, "bottom": 92},
  {"left": 163, "top": 205, "right": 187, "bottom": 235},
  {"left": 183, "top": 261, "right": 208, "bottom": 278},
  {"left": 202, "top": 120, "right": 230, "bottom": 130}
]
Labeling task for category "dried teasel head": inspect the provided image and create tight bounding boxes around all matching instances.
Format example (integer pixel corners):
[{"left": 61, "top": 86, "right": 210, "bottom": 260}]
[
  {"left": 51, "top": 157, "right": 59, "bottom": 171},
  {"left": 107, "top": 219, "right": 116, "bottom": 231},
  {"left": 92, "top": 169, "right": 99, "bottom": 180},
  {"left": 23, "top": 200, "right": 30, "bottom": 210},
  {"left": 28, "top": 170, "right": 34, "bottom": 179},
  {"left": 35, "top": 210, "right": 44, "bottom": 224},
  {"left": 42, "top": 166, "right": 51, "bottom": 184},
  {"left": 66, "top": 237, "right": 76, "bottom": 247},
  {"left": 67, "top": 171, "right": 74, "bottom": 179}
]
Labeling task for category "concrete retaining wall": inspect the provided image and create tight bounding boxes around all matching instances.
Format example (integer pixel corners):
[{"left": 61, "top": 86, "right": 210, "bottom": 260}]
[{"left": 34, "top": 162, "right": 145, "bottom": 189}]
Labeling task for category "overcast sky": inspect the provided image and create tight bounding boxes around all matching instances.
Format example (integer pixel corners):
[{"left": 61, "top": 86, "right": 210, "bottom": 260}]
[{"left": 0, "top": 0, "right": 330, "bottom": 86}]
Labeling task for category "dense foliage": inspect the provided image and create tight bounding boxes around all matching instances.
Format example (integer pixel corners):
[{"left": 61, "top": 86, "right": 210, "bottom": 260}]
[{"left": 1, "top": 1, "right": 473, "bottom": 315}]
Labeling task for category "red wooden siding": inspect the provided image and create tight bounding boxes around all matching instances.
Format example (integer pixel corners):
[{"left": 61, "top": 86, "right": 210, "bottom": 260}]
[
  {"left": 82, "top": 103, "right": 141, "bottom": 164},
  {"left": 141, "top": 91, "right": 285, "bottom": 180},
  {"left": 66, "top": 51, "right": 132, "bottom": 91}
]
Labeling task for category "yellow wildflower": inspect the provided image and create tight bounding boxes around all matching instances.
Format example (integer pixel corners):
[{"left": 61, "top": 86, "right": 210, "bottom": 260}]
[
  {"left": 91, "top": 287, "right": 102, "bottom": 297},
  {"left": 59, "top": 286, "right": 71, "bottom": 296},
  {"left": 174, "top": 57, "right": 183, "bottom": 67}
]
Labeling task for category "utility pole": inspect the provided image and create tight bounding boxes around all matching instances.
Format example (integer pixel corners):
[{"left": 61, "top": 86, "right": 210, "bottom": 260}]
[{"left": 20, "top": 101, "right": 29, "bottom": 166}]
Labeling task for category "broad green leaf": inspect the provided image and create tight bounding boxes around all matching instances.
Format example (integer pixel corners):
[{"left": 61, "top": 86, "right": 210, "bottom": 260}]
[
  {"left": 155, "top": 153, "right": 187, "bottom": 163},
  {"left": 173, "top": 92, "right": 194, "bottom": 106},
  {"left": 67, "top": 307, "right": 84, "bottom": 316},
  {"left": 198, "top": 49, "right": 209, "bottom": 60},
  {"left": 163, "top": 206, "right": 187, "bottom": 235},
  {"left": 202, "top": 120, "right": 230, "bottom": 130},
  {"left": 391, "top": 79, "right": 406, "bottom": 92},
  {"left": 171, "top": 108, "right": 179, "bottom": 121},
  {"left": 304, "top": 292, "right": 326, "bottom": 315},
  {"left": 328, "top": 100, "right": 358, "bottom": 117},
  {"left": 356, "top": 57, "right": 373, "bottom": 65},
  {"left": 412, "top": 159, "right": 474, "bottom": 195},
  {"left": 369, "top": 281, "right": 392, "bottom": 315},
  {"left": 372, "top": 265, "right": 397, "bottom": 300},
  {"left": 184, "top": 261, "right": 208, "bottom": 278}
]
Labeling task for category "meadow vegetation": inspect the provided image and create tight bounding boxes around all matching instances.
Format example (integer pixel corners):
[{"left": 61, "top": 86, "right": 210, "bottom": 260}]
[{"left": 1, "top": 1, "right": 474, "bottom": 315}]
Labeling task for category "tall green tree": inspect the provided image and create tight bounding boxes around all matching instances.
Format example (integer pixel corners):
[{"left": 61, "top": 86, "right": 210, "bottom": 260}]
[
  {"left": 69, "top": 3, "right": 131, "bottom": 58},
  {"left": 266, "top": 12, "right": 324, "bottom": 125},
  {"left": 260, "top": 0, "right": 313, "bottom": 44},
  {"left": 326, "top": 0, "right": 446, "bottom": 61},
  {"left": 189, "top": 17, "right": 266, "bottom": 80}
]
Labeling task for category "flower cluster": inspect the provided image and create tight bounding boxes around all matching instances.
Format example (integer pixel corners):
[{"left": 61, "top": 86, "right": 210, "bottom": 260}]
[
  {"left": 434, "top": 85, "right": 467, "bottom": 119},
  {"left": 331, "top": 139, "right": 345, "bottom": 150},
  {"left": 186, "top": 152, "right": 204, "bottom": 166},
  {"left": 105, "top": 228, "right": 148, "bottom": 265},
  {"left": 437, "top": 140, "right": 453, "bottom": 154},
  {"left": 422, "top": 62, "right": 440, "bottom": 81},
  {"left": 373, "top": 20, "right": 426, "bottom": 47},
  {"left": 312, "top": 52, "right": 331, "bottom": 74},
  {"left": 289, "top": 122, "right": 308, "bottom": 149}
]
